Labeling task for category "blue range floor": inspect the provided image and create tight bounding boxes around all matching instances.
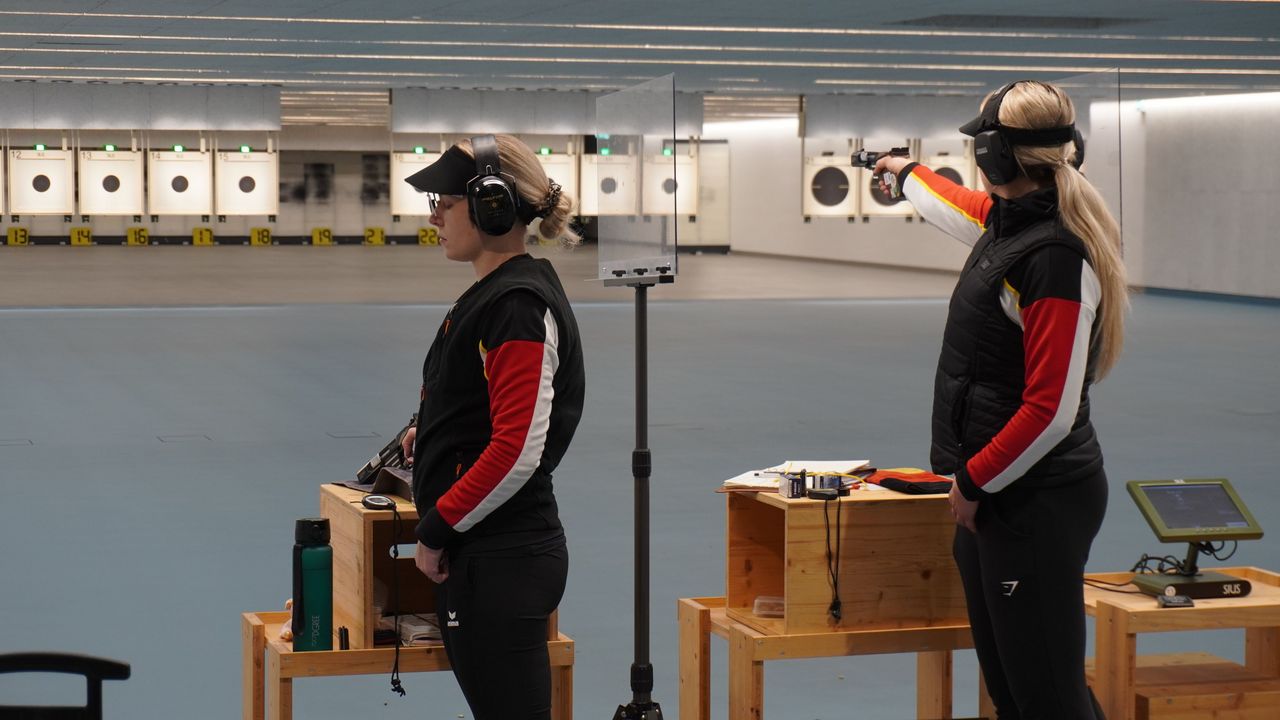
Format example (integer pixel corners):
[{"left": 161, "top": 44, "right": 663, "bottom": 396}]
[{"left": 1, "top": 293, "right": 1277, "bottom": 718}]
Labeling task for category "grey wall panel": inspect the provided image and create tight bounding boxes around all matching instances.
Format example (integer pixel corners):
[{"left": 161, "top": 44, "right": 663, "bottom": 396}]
[
  {"left": 391, "top": 88, "right": 703, "bottom": 136},
  {"left": 203, "top": 87, "right": 281, "bottom": 131},
  {"left": 0, "top": 83, "right": 280, "bottom": 130},
  {"left": 803, "top": 95, "right": 979, "bottom": 139},
  {"left": 0, "top": 84, "right": 36, "bottom": 129},
  {"left": 31, "top": 83, "right": 82, "bottom": 130},
  {"left": 88, "top": 84, "right": 152, "bottom": 130}
]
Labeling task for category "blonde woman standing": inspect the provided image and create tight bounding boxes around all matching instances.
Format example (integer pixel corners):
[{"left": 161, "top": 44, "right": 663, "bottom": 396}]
[
  {"left": 400, "top": 134, "right": 584, "bottom": 720},
  {"left": 876, "top": 80, "right": 1127, "bottom": 719}
]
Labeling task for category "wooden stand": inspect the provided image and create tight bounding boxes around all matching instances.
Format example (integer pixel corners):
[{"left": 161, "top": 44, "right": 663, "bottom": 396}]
[
  {"left": 241, "top": 484, "right": 574, "bottom": 719},
  {"left": 725, "top": 490, "right": 967, "bottom": 634},
  {"left": 242, "top": 611, "right": 575, "bottom": 720},
  {"left": 679, "top": 597, "right": 993, "bottom": 720},
  {"left": 680, "top": 488, "right": 990, "bottom": 719},
  {"left": 1085, "top": 566, "right": 1280, "bottom": 720}
]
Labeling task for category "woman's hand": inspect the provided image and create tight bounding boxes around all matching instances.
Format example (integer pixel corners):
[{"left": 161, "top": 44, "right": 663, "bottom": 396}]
[
  {"left": 416, "top": 541, "right": 449, "bottom": 583},
  {"left": 949, "top": 481, "right": 979, "bottom": 533},
  {"left": 401, "top": 427, "right": 416, "bottom": 465},
  {"left": 872, "top": 155, "right": 913, "bottom": 196}
]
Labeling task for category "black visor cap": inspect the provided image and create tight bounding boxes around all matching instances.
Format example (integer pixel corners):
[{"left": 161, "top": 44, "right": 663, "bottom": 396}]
[
  {"left": 404, "top": 145, "right": 474, "bottom": 195},
  {"left": 958, "top": 114, "right": 988, "bottom": 137}
]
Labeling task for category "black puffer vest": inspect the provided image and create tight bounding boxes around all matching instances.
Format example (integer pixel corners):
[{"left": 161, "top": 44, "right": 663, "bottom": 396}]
[{"left": 930, "top": 188, "right": 1104, "bottom": 490}]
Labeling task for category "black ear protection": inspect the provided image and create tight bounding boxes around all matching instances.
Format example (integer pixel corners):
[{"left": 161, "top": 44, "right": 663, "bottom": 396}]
[
  {"left": 466, "top": 134, "right": 535, "bottom": 236},
  {"left": 962, "top": 81, "right": 1079, "bottom": 186}
]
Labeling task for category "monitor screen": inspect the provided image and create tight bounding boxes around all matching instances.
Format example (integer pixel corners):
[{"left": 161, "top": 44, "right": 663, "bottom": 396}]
[{"left": 1127, "top": 478, "right": 1264, "bottom": 544}]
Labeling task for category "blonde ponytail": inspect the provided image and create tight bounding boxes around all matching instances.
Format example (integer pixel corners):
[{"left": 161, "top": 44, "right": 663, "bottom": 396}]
[
  {"left": 1053, "top": 164, "right": 1129, "bottom": 379},
  {"left": 999, "top": 81, "right": 1129, "bottom": 379}
]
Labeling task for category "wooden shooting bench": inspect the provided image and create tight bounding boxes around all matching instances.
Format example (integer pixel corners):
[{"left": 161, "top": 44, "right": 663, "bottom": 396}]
[
  {"left": 679, "top": 487, "right": 994, "bottom": 719},
  {"left": 241, "top": 484, "right": 575, "bottom": 720}
]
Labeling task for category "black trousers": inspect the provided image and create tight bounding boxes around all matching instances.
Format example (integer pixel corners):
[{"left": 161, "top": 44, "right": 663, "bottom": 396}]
[
  {"left": 435, "top": 538, "right": 569, "bottom": 720},
  {"left": 953, "top": 471, "right": 1108, "bottom": 720}
]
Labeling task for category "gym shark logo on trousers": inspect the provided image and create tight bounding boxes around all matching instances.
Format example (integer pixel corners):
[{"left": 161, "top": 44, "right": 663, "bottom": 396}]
[
  {"left": 1001, "top": 580, "right": 1019, "bottom": 597},
  {"left": 447, "top": 611, "right": 459, "bottom": 628}
]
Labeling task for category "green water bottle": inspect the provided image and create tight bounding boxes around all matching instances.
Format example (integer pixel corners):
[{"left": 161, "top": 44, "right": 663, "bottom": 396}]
[{"left": 292, "top": 518, "right": 333, "bottom": 652}]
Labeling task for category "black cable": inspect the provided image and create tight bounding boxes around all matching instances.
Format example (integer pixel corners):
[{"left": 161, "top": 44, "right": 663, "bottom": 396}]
[
  {"left": 1083, "top": 578, "right": 1145, "bottom": 595},
  {"left": 822, "top": 495, "right": 842, "bottom": 622},
  {"left": 388, "top": 505, "right": 406, "bottom": 697}
]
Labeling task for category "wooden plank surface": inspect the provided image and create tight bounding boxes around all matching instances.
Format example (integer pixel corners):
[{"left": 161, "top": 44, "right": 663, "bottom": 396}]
[
  {"left": 916, "top": 651, "right": 952, "bottom": 719},
  {"left": 242, "top": 613, "right": 265, "bottom": 720},
  {"left": 679, "top": 598, "right": 712, "bottom": 720}
]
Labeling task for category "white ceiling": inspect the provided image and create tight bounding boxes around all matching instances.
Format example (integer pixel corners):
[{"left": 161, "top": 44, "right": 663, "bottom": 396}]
[{"left": 1, "top": 0, "right": 1278, "bottom": 119}]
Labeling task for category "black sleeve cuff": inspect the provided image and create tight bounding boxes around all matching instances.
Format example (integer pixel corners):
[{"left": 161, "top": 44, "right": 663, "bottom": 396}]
[
  {"left": 955, "top": 465, "right": 985, "bottom": 501},
  {"left": 900, "top": 161, "right": 921, "bottom": 181},
  {"left": 416, "top": 508, "right": 462, "bottom": 550}
]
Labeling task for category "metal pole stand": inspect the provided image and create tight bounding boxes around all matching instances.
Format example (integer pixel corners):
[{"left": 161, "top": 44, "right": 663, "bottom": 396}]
[{"left": 607, "top": 277, "right": 669, "bottom": 720}]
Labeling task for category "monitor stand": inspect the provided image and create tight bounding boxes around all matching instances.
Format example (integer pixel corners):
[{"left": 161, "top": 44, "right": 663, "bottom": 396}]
[{"left": 1131, "top": 542, "right": 1252, "bottom": 599}]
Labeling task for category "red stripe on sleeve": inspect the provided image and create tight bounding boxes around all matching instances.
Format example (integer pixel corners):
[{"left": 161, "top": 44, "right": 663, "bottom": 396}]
[
  {"left": 965, "top": 297, "right": 1083, "bottom": 490},
  {"left": 435, "top": 339, "right": 544, "bottom": 526},
  {"left": 910, "top": 164, "right": 993, "bottom": 227}
]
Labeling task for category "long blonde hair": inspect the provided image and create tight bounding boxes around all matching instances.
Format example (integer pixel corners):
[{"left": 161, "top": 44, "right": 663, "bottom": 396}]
[
  {"left": 456, "top": 135, "right": 580, "bottom": 246},
  {"left": 994, "top": 81, "right": 1129, "bottom": 379}
]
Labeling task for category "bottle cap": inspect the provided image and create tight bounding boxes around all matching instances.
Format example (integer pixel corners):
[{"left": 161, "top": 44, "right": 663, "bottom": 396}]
[{"left": 295, "top": 517, "right": 330, "bottom": 545}]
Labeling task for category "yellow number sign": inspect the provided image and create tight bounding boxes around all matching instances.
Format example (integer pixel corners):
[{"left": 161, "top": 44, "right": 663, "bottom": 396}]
[
  {"left": 126, "top": 227, "right": 149, "bottom": 246},
  {"left": 192, "top": 227, "right": 214, "bottom": 246},
  {"left": 311, "top": 227, "right": 334, "bottom": 246},
  {"left": 71, "top": 227, "right": 93, "bottom": 246},
  {"left": 7, "top": 227, "right": 30, "bottom": 246},
  {"left": 250, "top": 227, "right": 272, "bottom": 246},
  {"left": 417, "top": 227, "right": 439, "bottom": 246},
  {"left": 363, "top": 227, "right": 386, "bottom": 246}
]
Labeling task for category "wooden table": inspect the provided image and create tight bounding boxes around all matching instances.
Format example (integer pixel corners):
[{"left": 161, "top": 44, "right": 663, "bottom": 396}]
[
  {"left": 679, "top": 596, "right": 993, "bottom": 720},
  {"left": 1085, "top": 566, "right": 1280, "bottom": 720},
  {"left": 680, "top": 486, "right": 994, "bottom": 719},
  {"left": 242, "top": 610, "right": 575, "bottom": 720}
]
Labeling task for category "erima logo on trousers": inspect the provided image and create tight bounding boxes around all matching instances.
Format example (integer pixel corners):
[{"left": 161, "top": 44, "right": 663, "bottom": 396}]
[
  {"left": 447, "top": 610, "right": 459, "bottom": 628},
  {"left": 1001, "top": 581, "right": 1019, "bottom": 597}
]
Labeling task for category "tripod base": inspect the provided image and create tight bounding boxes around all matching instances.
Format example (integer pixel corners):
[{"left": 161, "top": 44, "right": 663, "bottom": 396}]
[{"left": 612, "top": 701, "right": 663, "bottom": 720}]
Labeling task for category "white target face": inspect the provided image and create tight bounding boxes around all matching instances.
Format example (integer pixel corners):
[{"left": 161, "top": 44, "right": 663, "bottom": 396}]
[
  {"left": 802, "top": 156, "right": 859, "bottom": 217},
  {"left": 390, "top": 152, "right": 440, "bottom": 217},
  {"left": 215, "top": 151, "right": 279, "bottom": 216},
  {"left": 9, "top": 149, "right": 75, "bottom": 215},
  {"left": 578, "top": 154, "right": 637, "bottom": 216},
  {"left": 148, "top": 151, "right": 213, "bottom": 215},
  {"left": 79, "top": 150, "right": 144, "bottom": 216},
  {"left": 533, "top": 154, "right": 578, "bottom": 214},
  {"left": 642, "top": 154, "right": 698, "bottom": 216}
]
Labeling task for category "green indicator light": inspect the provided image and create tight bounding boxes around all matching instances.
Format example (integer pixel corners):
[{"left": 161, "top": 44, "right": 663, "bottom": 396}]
[
  {"left": 539, "top": 147, "right": 551, "bottom": 155},
  {"left": 104, "top": 144, "right": 117, "bottom": 152},
  {"left": 662, "top": 148, "right": 673, "bottom": 157},
  {"left": 34, "top": 143, "right": 46, "bottom": 151},
  {"left": 414, "top": 146, "right": 425, "bottom": 155},
  {"left": 173, "top": 144, "right": 185, "bottom": 152},
  {"left": 599, "top": 147, "right": 611, "bottom": 156},
  {"left": 240, "top": 144, "right": 252, "bottom": 153},
  {"left": 596, "top": 133, "right": 610, "bottom": 140}
]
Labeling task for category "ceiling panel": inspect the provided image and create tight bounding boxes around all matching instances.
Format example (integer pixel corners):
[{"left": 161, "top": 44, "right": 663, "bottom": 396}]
[{"left": 0, "top": 0, "right": 1276, "bottom": 123}]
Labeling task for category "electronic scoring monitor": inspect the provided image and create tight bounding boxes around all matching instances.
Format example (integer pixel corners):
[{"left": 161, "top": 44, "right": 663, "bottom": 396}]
[{"left": 1127, "top": 478, "right": 1263, "bottom": 544}]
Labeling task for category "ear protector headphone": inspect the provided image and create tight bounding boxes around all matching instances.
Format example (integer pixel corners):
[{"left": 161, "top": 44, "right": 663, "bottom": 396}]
[
  {"left": 466, "top": 134, "right": 538, "bottom": 236},
  {"left": 963, "top": 81, "right": 1084, "bottom": 186},
  {"left": 467, "top": 135, "right": 519, "bottom": 236}
]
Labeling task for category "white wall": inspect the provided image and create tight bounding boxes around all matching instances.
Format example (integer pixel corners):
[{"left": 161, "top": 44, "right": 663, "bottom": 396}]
[
  {"left": 1091, "top": 92, "right": 1280, "bottom": 299},
  {"left": 704, "top": 118, "right": 970, "bottom": 272}
]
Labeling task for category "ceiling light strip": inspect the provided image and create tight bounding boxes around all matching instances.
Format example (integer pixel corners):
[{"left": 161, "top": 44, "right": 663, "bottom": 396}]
[
  {"left": 0, "top": 10, "right": 1276, "bottom": 45},
  {"left": 8, "top": 45, "right": 1280, "bottom": 75},
  {"left": 9, "top": 30, "right": 1280, "bottom": 64}
]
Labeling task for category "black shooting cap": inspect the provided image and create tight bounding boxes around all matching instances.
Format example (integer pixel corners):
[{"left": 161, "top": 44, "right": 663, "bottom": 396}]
[{"left": 404, "top": 145, "right": 474, "bottom": 195}]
